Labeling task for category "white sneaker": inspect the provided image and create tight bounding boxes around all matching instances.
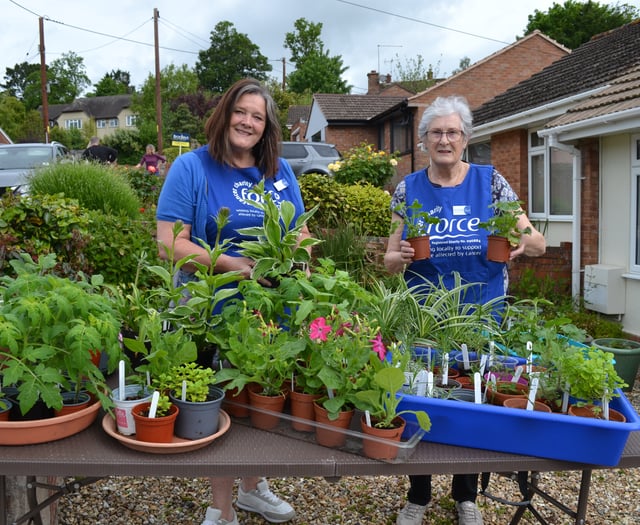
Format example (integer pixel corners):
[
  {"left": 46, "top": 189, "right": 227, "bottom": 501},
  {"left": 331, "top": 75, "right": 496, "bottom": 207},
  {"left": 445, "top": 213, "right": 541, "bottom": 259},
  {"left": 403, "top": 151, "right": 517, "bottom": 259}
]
[
  {"left": 456, "top": 501, "right": 483, "bottom": 525},
  {"left": 201, "top": 506, "right": 238, "bottom": 525},
  {"left": 236, "top": 478, "right": 295, "bottom": 523},
  {"left": 396, "top": 502, "right": 427, "bottom": 525}
]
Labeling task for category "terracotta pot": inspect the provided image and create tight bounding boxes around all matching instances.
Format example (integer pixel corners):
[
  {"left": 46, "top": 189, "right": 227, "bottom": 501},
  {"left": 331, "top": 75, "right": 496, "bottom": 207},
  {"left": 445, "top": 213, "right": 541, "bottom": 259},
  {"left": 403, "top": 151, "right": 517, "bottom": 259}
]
[
  {"left": 433, "top": 366, "right": 460, "bottom": 380},
  {"left": 486, "top": 235, "right": 511, "bottom": 263},
  {"left": 289, "top": 389, "right": 322, "bottom": 432},
  {"left": 503, "top": 397, "right": 552, "bottom": 413},
  {"left": 568, "top": 404, "right": 627, "bottom": 422},
  {"left": 0, "top": 399, "right": 12, "bottom": 421},
  {"left": 313, "top": 402, "right": 354, "bottom": 448},
  {"left": 486, "top": 381, "right": 528, "bottom": 406},
  {"left": 131, "top": 402, "right": 179, "bottom": 443},
  {"left": 407, "top": 236, "right": 430, "bottom": 260},
  {"left": 360, "top": 415, "right": 406, "bottom": 460},
  {"left": 55, "top": 392, "right": 92, "bottom": 417},
  {"left": 247, "top": 386, "right": 286, "bottom": 431},
  {"left": 222, "top": 384, "right": 251, "bottom": 418}
]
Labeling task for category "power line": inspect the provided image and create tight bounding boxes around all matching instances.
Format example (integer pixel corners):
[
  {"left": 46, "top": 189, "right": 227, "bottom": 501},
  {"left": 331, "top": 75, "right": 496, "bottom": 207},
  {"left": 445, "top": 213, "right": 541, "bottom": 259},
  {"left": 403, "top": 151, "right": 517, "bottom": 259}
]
[{"left": 336, "top": 0, "right": 511, "bottom": 45}]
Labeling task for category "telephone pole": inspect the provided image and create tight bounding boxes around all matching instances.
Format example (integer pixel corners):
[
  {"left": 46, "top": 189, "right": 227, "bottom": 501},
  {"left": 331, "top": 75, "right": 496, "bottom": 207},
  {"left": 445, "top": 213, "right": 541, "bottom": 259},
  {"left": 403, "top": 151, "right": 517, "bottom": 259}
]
[
  {"left": 154, "top": 8, "right": 163, "bottom": 152},
  {"left": 39, "top": 17, "right": 49, "bottom": 143}
]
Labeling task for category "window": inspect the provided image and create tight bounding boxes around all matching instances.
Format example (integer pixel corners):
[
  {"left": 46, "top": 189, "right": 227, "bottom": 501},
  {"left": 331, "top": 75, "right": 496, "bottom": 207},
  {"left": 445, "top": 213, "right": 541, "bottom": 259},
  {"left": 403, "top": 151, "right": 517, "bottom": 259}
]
[
  {"left": 96, "top": 119, "right": 107, "bottom": 129},
  {"left": 391, "top": 116, "right": 411, "bottom": 155},
  {"left": 632, "top": 134, "right": 640, "bottom": 273},
  {"left": 529, "top": 130, "right": 573, "bottom": 219},
  {"left": 126, "top": 115, "right": 138, "bottom": 127},
  {"left": 109, "top": 119, "right": 119, "bottom": 128},
  {"left": 64, "top": 119, "right": 82, "bottom": 130},
  {"left": 467, "top": 142, "right": 491, "bottom": 165}
]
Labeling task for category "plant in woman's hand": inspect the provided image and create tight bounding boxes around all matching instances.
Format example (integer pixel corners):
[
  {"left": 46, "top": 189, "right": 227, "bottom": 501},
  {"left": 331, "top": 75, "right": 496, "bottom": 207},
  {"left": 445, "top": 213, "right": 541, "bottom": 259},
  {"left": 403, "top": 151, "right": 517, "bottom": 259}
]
[
  {"left": 478, "top": 200, "right": 531, "bottom": 245},
  {"left": 393, "top": 198, "right": 440, "bottom": 239}
]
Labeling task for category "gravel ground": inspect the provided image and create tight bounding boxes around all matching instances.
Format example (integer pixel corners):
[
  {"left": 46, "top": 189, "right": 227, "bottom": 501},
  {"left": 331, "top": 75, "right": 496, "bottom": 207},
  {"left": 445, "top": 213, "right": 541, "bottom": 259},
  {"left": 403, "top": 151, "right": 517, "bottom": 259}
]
[{"left": 57, "top": 379, "right": 640, "bottom": 525}]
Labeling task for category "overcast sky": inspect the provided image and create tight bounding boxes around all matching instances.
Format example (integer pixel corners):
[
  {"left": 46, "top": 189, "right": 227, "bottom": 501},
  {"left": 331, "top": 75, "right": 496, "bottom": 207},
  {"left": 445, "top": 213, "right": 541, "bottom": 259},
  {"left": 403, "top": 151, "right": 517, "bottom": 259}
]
[{"left": 4, "top": 0, "right": 639, "bottom": 95}]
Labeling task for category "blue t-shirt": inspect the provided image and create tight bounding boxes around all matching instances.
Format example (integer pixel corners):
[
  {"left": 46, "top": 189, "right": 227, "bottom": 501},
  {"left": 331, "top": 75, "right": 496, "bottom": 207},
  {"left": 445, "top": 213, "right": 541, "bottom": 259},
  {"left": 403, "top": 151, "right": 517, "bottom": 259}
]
[{"left": 157, "top": 146, "right": 305, "bottom": 254}]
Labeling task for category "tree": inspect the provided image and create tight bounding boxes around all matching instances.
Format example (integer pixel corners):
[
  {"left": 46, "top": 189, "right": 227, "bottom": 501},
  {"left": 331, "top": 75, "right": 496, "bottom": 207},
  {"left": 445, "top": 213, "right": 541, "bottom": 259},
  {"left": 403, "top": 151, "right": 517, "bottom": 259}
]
[
  {"left": 91, "top": 70, "right": 134, "bottom": 96},
  {"left": 47, "top": 51, "right": 92, "bottom": 104},
  {"left": 451, "top": 57, "right": 471, "bottom": 76},
  {"left": 196, "top": 21, "right": 272, "bottom": 93},
  {"left": 284, "top": 18, "right": 350, "bottom": 94},
  {"left": 0, "top": 93, "right": 41, "bottom": 142},
  {"left": 392, "top": 54, "right": 441, "bottom": 91},
  {"left": 1, "top": 62, "right": 40, "bottom": 99},
  {"left": 525, "top": 0, "right": 639, "bottom": 49}
]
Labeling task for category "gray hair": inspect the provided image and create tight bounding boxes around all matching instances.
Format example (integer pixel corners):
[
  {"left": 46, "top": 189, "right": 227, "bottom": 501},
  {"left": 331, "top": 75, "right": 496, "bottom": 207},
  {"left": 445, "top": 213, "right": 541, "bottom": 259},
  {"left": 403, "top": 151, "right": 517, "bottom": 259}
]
[{"left": 417, "top": 96, "right": 473, "bottom": 139}]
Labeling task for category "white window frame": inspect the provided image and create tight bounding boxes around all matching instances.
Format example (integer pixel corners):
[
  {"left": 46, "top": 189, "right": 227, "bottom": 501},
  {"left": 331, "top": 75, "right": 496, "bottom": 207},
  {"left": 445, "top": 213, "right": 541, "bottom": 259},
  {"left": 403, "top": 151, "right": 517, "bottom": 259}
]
[
  {"left": 529, "top": 129, "right": 574, "bottom": 221},
  {"left": 64, "top": 119, "right": 82, "bottom": 130},
  {"left": 109, "top": 118, "right": 119, "bottom": 128},
  {"left": 126, "top": 115, "right": 138, "bottom": 127},
  {"left": 631, "top": 133, "right": 640, "bottom": 274},
  {"left": 96, "top": 119, "right": 107, "bottom": 129}
]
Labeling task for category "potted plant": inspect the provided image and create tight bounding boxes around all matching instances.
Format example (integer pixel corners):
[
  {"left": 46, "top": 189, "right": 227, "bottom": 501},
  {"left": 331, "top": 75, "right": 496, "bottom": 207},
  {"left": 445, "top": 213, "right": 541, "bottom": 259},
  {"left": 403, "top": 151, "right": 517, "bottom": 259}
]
[
  {"left": 131, "top": 392, "right": 179, "bottom": 443},
  {"left": 0, "top": 253, "right": 122, "bottom": 418},
  {"left": 558, "top": 346, "right": 628, "bottom": 420},
  {"left": 234, "top": 180, "right": 321, "bottom": 284},
  {"left": 478, "top": 200, "right": 532, "bottom": 262},
  {"left": 160, "top": 362, "right": 224, "bottom": 439},
  {"left": 394, "top": 199, "right": 440, "bottom": 260}
]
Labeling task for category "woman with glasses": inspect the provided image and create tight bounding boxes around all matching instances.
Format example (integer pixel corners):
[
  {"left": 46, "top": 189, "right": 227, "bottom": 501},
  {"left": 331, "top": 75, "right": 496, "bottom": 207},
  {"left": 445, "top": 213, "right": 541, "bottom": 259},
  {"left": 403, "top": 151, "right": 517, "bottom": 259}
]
[{"left": 384, "top": 96, "right": 545, "bottom": 525}]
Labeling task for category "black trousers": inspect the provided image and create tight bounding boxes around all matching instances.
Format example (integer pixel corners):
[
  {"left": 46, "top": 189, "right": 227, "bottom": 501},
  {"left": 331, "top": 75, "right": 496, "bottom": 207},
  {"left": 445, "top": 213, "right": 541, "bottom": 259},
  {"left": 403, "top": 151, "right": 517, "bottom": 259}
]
[{"left": 407, "top": 474, "right": 478, "bottom": 506}]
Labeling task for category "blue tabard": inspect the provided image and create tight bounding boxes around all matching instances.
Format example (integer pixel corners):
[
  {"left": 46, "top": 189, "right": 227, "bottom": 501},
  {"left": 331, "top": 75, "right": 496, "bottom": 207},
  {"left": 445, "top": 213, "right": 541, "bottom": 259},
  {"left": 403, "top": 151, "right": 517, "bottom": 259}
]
[{"left": 403, "top": 164, "right": 507, "bottom": 305}]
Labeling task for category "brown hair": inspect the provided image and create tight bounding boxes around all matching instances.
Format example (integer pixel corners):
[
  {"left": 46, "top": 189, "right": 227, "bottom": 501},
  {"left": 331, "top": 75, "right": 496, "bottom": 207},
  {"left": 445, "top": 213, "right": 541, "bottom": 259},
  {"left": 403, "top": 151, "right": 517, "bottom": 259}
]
[{"left": 204, "top": 78, "right": 282, "bottom": 178}]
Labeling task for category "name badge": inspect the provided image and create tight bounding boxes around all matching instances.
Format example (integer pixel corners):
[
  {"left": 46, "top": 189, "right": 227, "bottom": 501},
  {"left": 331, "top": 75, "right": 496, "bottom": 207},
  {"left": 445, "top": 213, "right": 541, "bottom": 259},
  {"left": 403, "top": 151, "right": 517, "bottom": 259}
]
[{"left": 274, "top": 179, "right": 288, "bottom": 191}]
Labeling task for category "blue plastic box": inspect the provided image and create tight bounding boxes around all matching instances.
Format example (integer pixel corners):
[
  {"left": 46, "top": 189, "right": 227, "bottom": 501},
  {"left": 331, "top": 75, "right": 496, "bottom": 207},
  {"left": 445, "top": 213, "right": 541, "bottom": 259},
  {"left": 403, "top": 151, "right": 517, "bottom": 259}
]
[{"left": 398, "top": 389, "right": 640, "bottom": 466}]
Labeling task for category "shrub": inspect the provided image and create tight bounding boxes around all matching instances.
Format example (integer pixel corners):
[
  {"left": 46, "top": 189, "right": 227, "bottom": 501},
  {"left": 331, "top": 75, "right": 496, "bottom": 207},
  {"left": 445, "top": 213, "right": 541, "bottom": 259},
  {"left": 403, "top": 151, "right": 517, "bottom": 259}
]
[
  {"left": 112, "top": 165, "right": 164, "bottom": 208},
  {"left": 330, "top": 142, "right": 398, "bottom": 188},
  {"left": 342, "top": 183, "right": 391, "bottom": 237},
  {"left": 298, "top": 173, "right": 346, "bottom": 230},
  {"left": 83, "top": 209, "right": 161, "bottom": 287},
  {"left": 104, "top": 129, "right": 142, "bottom": 165},
  {"left": 29, "top": 163, "right": 142, "bottom": 218},
  {"left": 0, "top": 192, "right": 91, "bottom": 278}
]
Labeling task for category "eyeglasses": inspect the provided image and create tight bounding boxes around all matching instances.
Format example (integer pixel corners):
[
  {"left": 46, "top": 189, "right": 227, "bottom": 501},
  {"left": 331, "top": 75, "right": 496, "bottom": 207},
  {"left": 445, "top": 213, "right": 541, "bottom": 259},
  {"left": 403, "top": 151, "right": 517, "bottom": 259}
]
[{"left": 426, "top": 129, "right": 464, "bottom": 142}]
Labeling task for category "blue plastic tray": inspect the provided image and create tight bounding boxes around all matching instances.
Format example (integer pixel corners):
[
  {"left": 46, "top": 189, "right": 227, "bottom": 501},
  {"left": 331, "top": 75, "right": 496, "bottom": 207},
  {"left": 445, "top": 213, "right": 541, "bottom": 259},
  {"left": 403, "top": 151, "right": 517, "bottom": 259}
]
[{"left": 398, "top": 389, "right": 640, "bottom": 466}]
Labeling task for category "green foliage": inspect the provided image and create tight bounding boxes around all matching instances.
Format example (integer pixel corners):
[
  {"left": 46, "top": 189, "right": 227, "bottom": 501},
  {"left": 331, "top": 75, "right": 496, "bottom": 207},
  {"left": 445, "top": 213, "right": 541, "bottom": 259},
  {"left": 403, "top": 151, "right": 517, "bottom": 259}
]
[
  {"left": 478, "top": 200, "right": 531, "bottom": 245},
  {"left": 0, "top": 192, "right": 91, "bottom": 278},
  {"left": 45, "top": 52, "right": 91, "bottom": 105},
  {"left": 235, "top": 181, "right": 321, "bottom": 281},
  {"left": 91, "top": 69, "right": 133, "bottom": 96},
  {"left": 331, "top": 143, "right": 399, "bottom": 188},
  {"left": 298, "top": 174, "right": 391, "bottom": 237},
  {"left": 0, "top": 253, "right": 122, "bottom": 414},
  {"left": 103, "top": 129, "right": 142, "bottom": 165},
  {"left": 49, "top": 126, "right": 85, "bottom": 150},
  {"left": 284, "top": 18, "right": 350, "bottom": 94},
  {"left": 113, "top": 165, "right": 164, "bottom": 208},
  {"left": 394, "top": 198, "right": 440, "bottom": 238},
  {"left": 29, "top": 162, "right": 142, "bottom": 218},
  {"left": 196, "top": 21, "right": 272, "bottom": 93},
  {"left": 162, "top": 146, "right": 192, "bottom": 164},
  {"left": 524, "top": 0, "right": 639, "bottom": 49},
  {"left": 0, "top": 93, "right": 42, "bottom": 142},
  {"left": 156, "top": 362, "right": 216, "bottom": 403},
  {"left": 82, "top": 210, "right": 160, "bottom": 286}
]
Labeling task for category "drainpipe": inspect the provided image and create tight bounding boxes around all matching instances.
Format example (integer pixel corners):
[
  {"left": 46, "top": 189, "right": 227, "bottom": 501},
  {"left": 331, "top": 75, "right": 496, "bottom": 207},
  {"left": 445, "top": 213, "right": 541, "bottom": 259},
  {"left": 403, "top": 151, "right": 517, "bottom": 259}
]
[{"left": 547, "top": 134, "right": 582, "bottom": 303}]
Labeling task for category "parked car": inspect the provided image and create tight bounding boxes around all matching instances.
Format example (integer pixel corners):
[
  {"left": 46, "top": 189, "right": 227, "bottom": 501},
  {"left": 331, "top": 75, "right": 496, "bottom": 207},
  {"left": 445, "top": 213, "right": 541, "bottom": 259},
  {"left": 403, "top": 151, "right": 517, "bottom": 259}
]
[
  {"left": 280, "top": 141, "right": 341, "bottom": 177},
  {"left": 0, "top": 142, "right": 71, "bottom": 194}
]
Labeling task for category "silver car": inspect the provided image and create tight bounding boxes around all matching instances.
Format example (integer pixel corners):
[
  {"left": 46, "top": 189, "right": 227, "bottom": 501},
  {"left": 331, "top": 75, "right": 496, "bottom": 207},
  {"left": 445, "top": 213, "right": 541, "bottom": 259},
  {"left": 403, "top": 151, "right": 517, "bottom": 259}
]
[
  {"left": 280, "top": 142, "right": 341, "bottom": 177},
  {"left": 0, "top": 142, "right": 70, "bottom": 194}
]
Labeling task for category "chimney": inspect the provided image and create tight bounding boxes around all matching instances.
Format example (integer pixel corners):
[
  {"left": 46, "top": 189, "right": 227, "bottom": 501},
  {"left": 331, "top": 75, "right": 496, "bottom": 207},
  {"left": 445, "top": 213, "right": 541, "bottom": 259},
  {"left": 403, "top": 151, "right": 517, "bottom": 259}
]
[{"left": 367, "top": 70, "right": 380, "bottom": 94}]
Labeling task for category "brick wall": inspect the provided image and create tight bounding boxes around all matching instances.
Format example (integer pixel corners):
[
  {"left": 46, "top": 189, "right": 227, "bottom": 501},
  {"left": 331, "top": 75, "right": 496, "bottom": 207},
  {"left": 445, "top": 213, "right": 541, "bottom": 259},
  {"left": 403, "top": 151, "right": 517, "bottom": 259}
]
[
  {"left": 508, "top": 242, "right": 573, "bottom": 295},
  {"left": 579, "top": 138, "right": 600, "bottom": 267}
]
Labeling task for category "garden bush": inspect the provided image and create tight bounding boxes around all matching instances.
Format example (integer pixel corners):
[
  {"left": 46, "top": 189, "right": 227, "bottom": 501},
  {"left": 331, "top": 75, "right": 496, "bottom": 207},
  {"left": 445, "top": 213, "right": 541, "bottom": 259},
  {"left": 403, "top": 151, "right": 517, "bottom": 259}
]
[
  {"left": 329, "top": 142, "right": 398, "bottom": 188},
  {"left": 29, "top": 163, "right": 142, "bottom": 218}
]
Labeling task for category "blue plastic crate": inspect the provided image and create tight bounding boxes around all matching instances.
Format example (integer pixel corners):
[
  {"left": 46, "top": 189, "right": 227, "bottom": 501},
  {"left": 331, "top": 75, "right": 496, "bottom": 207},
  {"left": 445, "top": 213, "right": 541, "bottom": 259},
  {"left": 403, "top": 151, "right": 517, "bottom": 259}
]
[{"left": 398, "top": 389, "right": 640, "bottom": 466}]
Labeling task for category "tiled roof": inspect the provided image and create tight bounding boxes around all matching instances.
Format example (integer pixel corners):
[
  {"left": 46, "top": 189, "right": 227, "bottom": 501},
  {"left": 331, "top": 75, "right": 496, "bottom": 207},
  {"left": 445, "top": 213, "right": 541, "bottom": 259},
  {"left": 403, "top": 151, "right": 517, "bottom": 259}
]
[
  {"left": 545, "top": 64, "right": 640, "bottom": 128},
  {"left": 286, "top": 105, "right": 310, "bottom": 126},
  {"left": 62, "top": 94, "right": 132, "bottom": 119},
  {"left": 474, "top": 20, "right": 640, "bottom": 125},
  {"left": 313, "top": 94, "right": 407, "bottom": 121}
]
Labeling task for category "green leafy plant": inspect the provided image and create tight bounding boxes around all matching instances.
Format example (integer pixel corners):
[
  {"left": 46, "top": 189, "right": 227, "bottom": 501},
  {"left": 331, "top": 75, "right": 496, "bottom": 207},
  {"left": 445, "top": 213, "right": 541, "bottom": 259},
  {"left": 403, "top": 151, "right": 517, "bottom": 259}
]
[
  {"left": 394, "top": 198, "right": 440, "bottom": 239},
  {"left": 478, "top": 200, "right": 531, "bottom": 245},
  {"left": 156, "top": 362, "right": 217, "bottom": 403},
  {"left": 0, "top": 253, "right": 122, "bottom": 414},
  {"left": 216, "top": 302, "right": 306, "bottom": 396},
  {"left": 354, "top": 344, "right": 431, "bottom": 431},
  {"left": 329, "top": 142, "right": 399, "bottom": 188},
  {"left": 235, "top": 180, "right": 321, "bottom": 282}
]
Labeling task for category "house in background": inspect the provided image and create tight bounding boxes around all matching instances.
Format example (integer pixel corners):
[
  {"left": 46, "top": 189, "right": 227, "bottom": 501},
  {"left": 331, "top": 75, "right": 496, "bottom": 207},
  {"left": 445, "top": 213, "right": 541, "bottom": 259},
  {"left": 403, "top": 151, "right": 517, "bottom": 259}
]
[
  {"left": 0, "top": 127, "right": 11, "bottom": 144},
  {"left": 48, "top": 95, "right": 136, "bottom": 140},
  {"left": 306, "top": 30, "right": 569, "bottom": 187},
  {"left": 286, "top": 105, "right": 310, "bottom": 142},
  {"left": 472, "top": 20, "right": 640, "bottom": 336}
]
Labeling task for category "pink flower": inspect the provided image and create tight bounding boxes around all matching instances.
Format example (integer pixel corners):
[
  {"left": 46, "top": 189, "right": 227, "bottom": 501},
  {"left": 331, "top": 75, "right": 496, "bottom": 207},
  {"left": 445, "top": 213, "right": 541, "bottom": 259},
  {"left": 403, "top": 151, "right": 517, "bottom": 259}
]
[
  {"left": 309, "top": 317, "right": 332, "bottom": 342},
  {"left": 370, "top": 333, "right": 387, "bottom": 360}
]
